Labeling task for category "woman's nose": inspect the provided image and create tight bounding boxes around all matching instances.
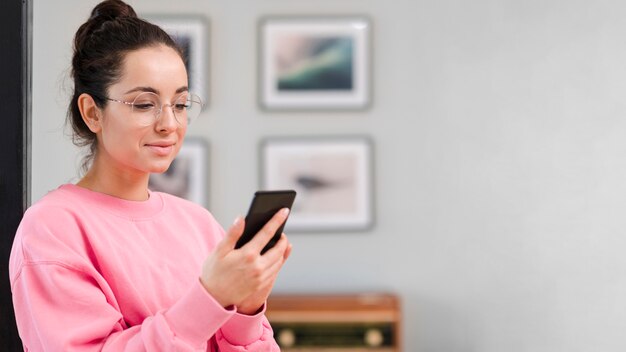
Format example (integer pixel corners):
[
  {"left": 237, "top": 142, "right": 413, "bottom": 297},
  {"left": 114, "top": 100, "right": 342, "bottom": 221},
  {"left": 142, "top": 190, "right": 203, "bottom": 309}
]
[{"left": 155, "top": 104, "right": 179, "bottom": 131}]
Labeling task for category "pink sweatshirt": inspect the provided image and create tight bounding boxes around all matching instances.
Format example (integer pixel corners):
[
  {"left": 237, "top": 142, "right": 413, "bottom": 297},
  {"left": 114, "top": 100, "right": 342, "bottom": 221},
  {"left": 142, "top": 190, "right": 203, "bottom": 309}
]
[{"left": 9, "top": 184, "right": 280, "bottom": 351}]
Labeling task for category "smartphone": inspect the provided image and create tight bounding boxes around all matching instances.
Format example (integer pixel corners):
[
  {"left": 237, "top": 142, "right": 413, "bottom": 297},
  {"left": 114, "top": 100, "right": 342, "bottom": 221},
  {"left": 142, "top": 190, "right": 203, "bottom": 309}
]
[{"left": 235, "top": 190, "right": 296, "bottom": 254}]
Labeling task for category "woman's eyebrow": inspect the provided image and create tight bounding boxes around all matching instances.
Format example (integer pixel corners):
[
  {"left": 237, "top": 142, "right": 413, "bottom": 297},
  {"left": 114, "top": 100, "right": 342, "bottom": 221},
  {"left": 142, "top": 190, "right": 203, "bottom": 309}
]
[
  {"left": 123, "top": 86, "right": 158, "bottom": 95},
  {"left": 123, "top": 86, "right": 188, "bottom": 95}
]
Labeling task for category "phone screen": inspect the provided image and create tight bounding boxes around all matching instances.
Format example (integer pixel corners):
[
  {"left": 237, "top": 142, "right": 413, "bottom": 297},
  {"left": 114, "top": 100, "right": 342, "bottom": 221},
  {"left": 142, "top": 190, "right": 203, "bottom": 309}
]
[{"left": 235, "top": 190, "right": 296, "bottom": 254}]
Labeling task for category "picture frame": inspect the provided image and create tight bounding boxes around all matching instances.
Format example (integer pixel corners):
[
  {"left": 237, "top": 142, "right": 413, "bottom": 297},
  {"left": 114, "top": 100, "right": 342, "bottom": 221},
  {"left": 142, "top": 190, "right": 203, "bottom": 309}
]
[
  {"left": 145, "top": 15, "right": 209, "bottom": 106},
  {"left": 260, "top": 137, "right": 374, "bottom": 232},
  {"left": 149, "top": 138, "right": 209, "bottom": 207},
  {"left": 258, "top": 16, "right": 372, "bottom": 110}
]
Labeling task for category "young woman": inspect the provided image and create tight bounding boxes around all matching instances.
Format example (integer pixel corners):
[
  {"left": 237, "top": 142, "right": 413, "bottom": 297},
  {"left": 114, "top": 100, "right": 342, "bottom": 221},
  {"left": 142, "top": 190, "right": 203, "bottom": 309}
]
[{"left": 9, "top": 1, "right": 291, "bottom": 350}]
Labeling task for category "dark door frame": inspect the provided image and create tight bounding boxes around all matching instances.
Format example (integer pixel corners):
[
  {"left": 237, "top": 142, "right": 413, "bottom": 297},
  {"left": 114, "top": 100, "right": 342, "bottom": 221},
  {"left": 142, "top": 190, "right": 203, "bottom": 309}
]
[{"left": 0, "top": 0, "right": 31, "bottom": 349}]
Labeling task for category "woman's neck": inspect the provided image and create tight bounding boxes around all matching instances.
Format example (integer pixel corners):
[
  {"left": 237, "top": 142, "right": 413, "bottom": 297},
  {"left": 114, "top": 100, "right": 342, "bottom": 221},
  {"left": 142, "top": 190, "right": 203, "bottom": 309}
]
[{"left": 77, "top": 161, "right": 150, "bottom": 202}]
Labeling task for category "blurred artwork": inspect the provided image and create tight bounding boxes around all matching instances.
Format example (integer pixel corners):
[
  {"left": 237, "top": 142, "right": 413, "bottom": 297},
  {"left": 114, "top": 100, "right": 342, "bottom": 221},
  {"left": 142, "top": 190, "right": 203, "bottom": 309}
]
[
  {"left": 274, "top": 36, "right": 354, "bottom": 91},
  {"left": 260, "top": 17, "right": 371, "bottom": 110},
  {"left": 262, "top": 138, "right": 374, "bottom": 232},
  {"left": 277, "top": 153, "right": 358, "bottom": 215}
]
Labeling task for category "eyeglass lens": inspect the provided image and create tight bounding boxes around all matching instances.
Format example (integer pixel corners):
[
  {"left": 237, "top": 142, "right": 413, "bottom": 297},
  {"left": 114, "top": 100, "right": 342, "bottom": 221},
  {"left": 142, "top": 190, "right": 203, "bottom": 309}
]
[{"left": 131, "top": 92, "right": 202, "bottom": 125}]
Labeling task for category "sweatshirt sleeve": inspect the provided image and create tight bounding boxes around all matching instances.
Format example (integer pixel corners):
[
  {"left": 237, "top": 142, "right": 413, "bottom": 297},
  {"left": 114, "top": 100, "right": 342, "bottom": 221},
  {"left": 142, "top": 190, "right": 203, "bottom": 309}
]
[
  {"left": 11, "top": 261, "right": 236, "bottom": 351},
  {"left": 215, "top": 305, "right": 280, "bottom": 351}
]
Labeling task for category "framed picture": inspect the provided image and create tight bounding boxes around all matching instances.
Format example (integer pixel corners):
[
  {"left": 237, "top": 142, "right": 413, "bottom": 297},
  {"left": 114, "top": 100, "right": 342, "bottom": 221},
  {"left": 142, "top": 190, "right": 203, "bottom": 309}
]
[
  {"left": 149, "top": 138, "right": 209, "bottom": 207},
  {"left": 261, "top": 137, "right": 374, "bottom": 232},
  {"left": 146, "top": 15, "right": 209, "bottom": 106},
  {"left": 259, "top": 16, "right": 372, "bottom": 110}
]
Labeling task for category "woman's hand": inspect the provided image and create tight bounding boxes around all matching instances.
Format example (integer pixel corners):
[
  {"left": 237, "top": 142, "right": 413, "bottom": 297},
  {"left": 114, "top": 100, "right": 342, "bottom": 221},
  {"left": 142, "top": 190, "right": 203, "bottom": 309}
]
[
  {"left": 237, "top": 234, "right": 292, "bottom": 314},
  {"left": 200, "top": 209, "right": 292, "bottom": 312}
]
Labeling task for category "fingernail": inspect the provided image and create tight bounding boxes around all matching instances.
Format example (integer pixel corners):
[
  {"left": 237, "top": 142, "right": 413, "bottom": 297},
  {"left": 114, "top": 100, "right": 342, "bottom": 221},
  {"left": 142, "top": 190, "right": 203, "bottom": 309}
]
[
  {"left": 281, "top": 208, "right": 290, "bottom": 216},
  {"left": 233, "top": 216, "right": 242, "bottom": 225}
]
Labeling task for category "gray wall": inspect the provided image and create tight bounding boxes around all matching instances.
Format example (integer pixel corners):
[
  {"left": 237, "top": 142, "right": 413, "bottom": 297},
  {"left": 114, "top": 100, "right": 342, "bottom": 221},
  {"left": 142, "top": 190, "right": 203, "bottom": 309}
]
[{"left": 32, "top": 0, "right": 626, "bottom": 351}]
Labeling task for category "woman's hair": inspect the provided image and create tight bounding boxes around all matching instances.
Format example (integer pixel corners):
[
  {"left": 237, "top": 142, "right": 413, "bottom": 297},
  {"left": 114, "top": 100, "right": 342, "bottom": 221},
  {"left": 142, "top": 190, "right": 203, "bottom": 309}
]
[{"left": 68, "top": 0, "right": 184, "bottom": 173}]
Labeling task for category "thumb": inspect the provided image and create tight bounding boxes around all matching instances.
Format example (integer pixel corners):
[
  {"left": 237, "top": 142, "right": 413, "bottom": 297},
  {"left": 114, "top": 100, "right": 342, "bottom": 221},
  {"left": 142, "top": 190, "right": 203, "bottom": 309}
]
[{"left": 218, "top": 216, "right": 245, "bottom": 254}]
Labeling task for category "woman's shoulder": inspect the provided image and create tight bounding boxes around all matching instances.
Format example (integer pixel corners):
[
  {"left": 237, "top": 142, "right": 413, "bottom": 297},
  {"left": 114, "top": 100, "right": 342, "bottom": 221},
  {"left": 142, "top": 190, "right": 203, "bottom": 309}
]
[
  {"left": 22, "top": 184, "right": 101, "bottom": 228},
  {"left": 12, "top": 185, "right": 99, "bottom": 272},
  {"left": 21, "top": 184, "right": 107, "bottom": 227},
  {"left": 25, "top": 184, "right": 87, "bottom": 218}
]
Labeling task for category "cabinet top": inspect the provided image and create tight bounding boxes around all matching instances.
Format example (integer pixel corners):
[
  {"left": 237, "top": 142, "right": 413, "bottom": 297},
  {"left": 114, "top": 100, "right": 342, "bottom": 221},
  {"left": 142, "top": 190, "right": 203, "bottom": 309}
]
[{"left": 268, "top": 293, "right": 400, "bottom": 312}]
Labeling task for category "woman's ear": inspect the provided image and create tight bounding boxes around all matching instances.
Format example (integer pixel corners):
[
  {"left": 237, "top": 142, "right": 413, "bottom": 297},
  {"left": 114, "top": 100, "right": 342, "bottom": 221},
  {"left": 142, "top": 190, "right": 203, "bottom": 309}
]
[{"left": 77, "top": 93, "right": 102, "bottom": 133}]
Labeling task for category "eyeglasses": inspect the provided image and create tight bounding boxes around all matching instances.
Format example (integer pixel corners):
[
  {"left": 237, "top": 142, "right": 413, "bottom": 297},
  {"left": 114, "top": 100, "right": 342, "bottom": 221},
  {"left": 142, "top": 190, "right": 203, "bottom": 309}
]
[{"left": 103, "top": 92, "right": 203, "bottom": 126}]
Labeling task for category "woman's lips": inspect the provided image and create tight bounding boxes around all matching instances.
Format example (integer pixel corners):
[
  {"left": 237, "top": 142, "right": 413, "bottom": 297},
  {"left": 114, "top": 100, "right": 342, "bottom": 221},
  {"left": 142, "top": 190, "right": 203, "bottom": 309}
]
[{"left": 146, "top": 144, "right": 174, "bottom": 156}]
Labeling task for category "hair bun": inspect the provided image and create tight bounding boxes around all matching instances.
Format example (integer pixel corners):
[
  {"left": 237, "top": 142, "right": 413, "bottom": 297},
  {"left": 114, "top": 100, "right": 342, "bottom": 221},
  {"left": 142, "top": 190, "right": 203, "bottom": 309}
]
[{"left": 90, "top": 0, "right": 137, "bottom": 21}]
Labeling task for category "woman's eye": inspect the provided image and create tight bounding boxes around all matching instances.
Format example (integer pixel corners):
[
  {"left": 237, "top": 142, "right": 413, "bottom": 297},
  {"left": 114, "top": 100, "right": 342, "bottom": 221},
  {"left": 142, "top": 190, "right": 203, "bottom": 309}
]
[
  {"left": 134, "top": 103, "right": 155, "bottom": 110},
  {"left": 174, "top": 103, "right": 188, "bottom": 111}
]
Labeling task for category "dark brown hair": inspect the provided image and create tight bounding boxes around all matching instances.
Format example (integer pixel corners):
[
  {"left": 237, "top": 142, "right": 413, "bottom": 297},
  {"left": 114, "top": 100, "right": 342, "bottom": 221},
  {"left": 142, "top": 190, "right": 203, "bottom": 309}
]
[{"left": 68, "top": 0, "right": 184, "bottom": 172}]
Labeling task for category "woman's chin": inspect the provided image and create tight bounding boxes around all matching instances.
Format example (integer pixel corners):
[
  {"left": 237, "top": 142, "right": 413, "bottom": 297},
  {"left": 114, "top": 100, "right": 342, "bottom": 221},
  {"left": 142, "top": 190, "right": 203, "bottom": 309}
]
[{"left": 148, "top": 162, "right": 173, "bottom": 174}]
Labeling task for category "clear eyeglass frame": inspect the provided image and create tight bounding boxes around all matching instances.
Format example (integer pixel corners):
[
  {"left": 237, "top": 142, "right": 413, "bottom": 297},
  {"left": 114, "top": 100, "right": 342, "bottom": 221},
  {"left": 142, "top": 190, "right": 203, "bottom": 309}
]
[{"left": 104, "top": 91, "right": 203, "bottom": 126}]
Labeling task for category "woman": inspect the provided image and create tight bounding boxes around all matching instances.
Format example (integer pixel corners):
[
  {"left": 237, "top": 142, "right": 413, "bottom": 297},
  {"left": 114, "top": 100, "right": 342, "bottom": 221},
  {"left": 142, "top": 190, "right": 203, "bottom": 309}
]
[{"left": 9, "top": 0, "right": 291, "bottom": 350}]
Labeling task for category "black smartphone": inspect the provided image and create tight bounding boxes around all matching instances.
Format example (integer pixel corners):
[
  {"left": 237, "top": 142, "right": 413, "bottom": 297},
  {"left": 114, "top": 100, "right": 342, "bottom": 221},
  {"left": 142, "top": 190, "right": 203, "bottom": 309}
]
[{"left": 235, "top": 190, "right": 296, "bottom": 254}]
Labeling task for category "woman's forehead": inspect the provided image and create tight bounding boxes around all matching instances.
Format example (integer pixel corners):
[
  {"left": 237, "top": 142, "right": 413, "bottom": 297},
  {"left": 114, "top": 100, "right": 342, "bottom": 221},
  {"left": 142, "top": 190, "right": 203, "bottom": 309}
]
[{"left": 115, "top": 45, "right": 187, "bottom": 94}]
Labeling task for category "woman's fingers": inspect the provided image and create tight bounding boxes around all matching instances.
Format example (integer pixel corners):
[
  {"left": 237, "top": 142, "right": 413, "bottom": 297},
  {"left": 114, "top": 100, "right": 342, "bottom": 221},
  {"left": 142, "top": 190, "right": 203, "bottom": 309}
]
[
  {"left": 246, "top": 208, "right": 290, "bottom": 253},
  {"left": 259, "top": 252, "right": 287, "bottom": 283},
  {"left": 259, "top": 235, "right": 291, "bottom": 278},
  {"left": 257, "top": 232, "right": 289, "bottom": 265},
  {"left": 284, "top": 242, "right": 293, "bottom": 260}
]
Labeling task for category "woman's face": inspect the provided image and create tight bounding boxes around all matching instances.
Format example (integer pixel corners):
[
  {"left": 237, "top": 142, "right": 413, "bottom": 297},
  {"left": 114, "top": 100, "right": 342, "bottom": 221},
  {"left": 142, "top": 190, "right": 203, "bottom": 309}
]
[{"left": 96, "top": 44, "right": 188, "bottom": 176}]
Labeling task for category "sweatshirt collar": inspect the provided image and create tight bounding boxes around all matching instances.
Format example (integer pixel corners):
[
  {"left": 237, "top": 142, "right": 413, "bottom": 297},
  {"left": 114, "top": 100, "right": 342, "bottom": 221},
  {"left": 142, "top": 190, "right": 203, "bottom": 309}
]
[{"left": 60, "top": 184, "right": 164, "bottom": 220}]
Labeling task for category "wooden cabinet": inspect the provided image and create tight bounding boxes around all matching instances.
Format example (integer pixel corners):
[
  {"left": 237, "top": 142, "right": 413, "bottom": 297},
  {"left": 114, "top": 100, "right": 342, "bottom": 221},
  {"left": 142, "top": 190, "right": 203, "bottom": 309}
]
[{"left": 266, "top": 293, "right": 401, "bottom": 352}]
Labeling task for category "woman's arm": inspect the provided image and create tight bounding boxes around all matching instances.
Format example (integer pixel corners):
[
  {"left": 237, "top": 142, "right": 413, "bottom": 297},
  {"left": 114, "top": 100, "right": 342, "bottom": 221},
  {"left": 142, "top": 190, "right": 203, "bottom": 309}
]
[{"left": 11, "top": 262, "right": 235, "bottom": 351}]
